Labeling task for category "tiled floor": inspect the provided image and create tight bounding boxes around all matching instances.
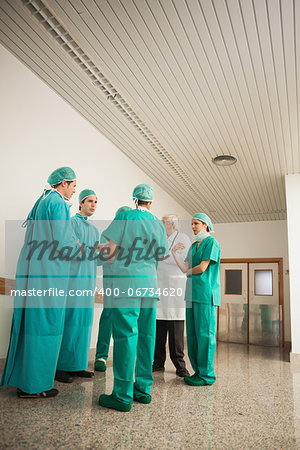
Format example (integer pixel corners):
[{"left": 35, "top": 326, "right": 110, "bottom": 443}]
[{"left": 0, "top": 342, "right": 299, "bottom": 449}]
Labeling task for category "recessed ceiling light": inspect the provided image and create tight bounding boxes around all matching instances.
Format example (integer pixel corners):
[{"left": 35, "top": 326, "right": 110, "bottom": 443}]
[{"left": 213, "top": 155, "right": 237, "bottom": 166}]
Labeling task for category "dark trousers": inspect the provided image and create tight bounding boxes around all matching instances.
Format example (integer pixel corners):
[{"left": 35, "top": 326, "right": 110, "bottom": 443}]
[{"left": 154, "top": 320, "right": 186, "bottom": 370}]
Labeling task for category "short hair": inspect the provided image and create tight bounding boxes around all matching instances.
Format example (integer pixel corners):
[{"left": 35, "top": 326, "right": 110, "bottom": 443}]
[
  {"left": 137, "top": 199, "right": 149, "bottom": 206},
  {"left": 52, "top": 180, "right": 73, "bottom": 189},
  {"left": 163, "top": 214, "right": 179, "bottom": 230},
  {"left": 79, "top": 197, "right": 86, "bottom": 211}
]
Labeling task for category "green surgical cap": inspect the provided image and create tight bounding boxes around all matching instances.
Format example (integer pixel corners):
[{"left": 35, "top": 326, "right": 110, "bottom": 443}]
[
  {"left": 115, "top": 206, "right": 131, "bottom": 217},
  {"left": 132, "top": 184, "right": 154, "bottom": 201},
  {"left": 48, "top": 167, "right": 76, "bottom": 186},
  {"left": 79, "top": 189, "right": 97, "bottom": 202},
  {"left": 192, "top": 213, "right": 213, "bottom": 232}
]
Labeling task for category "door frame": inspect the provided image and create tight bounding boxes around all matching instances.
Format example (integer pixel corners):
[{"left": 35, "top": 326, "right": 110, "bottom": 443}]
[{"left": 219, "top": 258, "right": 284, "bottom": 346}]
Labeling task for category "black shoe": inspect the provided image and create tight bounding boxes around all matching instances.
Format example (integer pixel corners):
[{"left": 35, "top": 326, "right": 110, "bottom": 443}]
[
  {"left": 71, "top": 370, "right": 94, "bottom": 378},
  {"left": 176, "top": 368, "right": 190, "bottom": 377},
  {"left": 17, "top": 388, "right": 59, "bottom": 398},
  {"left": 152, "top": 364, "right": 165, "bottom": 372},
  {"left": 55, "top": 370, "right": 74, "bottom": 383}
]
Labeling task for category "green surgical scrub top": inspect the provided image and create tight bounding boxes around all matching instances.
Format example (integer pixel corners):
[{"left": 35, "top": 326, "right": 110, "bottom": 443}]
[
  {"left": 184, "top": 236, "right": 221, "bottom": 305},
  {"left": 103, "top": 208, "right": 168, "bottom": 297}
]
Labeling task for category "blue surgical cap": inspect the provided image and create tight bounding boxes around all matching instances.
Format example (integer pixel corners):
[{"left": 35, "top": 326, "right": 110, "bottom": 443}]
[
  {"left": 192, "top": 213, "right": 213, "bottom": 232},
  {"left": 48, "top": 167, "right": 76, "bottom": 186},
  {"left": 115, "top": 206, "right": 132, "bottom": 217},
  {"left": 79, "top": 189, "right": 97, "bottom": 202},
  {"left": 132, "top": 184, "right": 154, "bottom": 201}
]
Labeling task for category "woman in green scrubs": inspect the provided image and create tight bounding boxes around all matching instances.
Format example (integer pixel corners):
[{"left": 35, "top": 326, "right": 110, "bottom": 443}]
[{"left": 172, "top": 213, "right": 220, "bottom": 386}]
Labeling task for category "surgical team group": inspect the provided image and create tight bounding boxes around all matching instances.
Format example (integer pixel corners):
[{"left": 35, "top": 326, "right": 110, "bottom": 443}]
[{"left": 1, "top": 166, "right": 221, "bottom": 412}]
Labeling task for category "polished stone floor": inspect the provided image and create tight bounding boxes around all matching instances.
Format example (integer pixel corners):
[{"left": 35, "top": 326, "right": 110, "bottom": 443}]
[{"left": 0, "top": 342, "right": 299, "bottom": 449}]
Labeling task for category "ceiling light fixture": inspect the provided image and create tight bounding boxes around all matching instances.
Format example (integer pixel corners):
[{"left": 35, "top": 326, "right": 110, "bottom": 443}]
[{"left": 213, "top": 155, "right": 237, "bottom": 166}]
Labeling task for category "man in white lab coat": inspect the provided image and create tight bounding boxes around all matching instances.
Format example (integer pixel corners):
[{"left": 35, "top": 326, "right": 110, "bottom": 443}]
[{"left": 153, "top": 215, "right": 191, "bottom": 377}]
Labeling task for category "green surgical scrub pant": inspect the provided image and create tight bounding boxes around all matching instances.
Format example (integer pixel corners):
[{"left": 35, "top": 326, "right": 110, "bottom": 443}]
[
  {"left": 112, "top": 298, "right": 157, "bottom": 404},
  {"left": 95, "top": 304, "right": 112, "bottom": 361},
  {"left": 186, "top": 302, "right": 217, "bottom": 384}
]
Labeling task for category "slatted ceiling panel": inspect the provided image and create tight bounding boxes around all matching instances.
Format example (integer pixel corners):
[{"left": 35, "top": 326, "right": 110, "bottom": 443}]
[
  {"left": 80, "top": 0, "right": 221, "bottom": 178},
  {"left": 49, "top": 0, "right": 284, "bottom": 220},
  {"left": 171, "top": 0, "right": 239, "bottom": 154},
  {"left": 0, "top": 0, "right": 260, "bottom": 220},
  {"left": 239, "top": 0, "right": 284, "bottom": 210},
  {"left": 7, "top": 3, "right": 258, "bottom": 220},
  {"left": 0, "top": 9, "right": 197, "bottom": 214},
  {"left": 267, "top": 0, "right": 294, "bottom": 173},
  {"left": 253, "top": 0, "right": 289, "bottom": 180},
  {"left": 198, "top": 1, "right": 276, "bottom": 217},
  {"left": 132, "top": 1, "right": 236, "bottom": 167},
  {"left": 175, "top": 1, "right": 266, "bottom": 218},
  {"left": 184, "top": 0, "right": 245, "bottom": 150},
  {"left": 191, "top": 0, "right": 274, "bottom": 216},
  {"left": 228, "top": 0, "right": 286, "bottom": 215},
  {"left": 130, "top": 0, "right": 227, "bottom": 153},
  {"left": 1, "top": 0, "right": 201, "bottom": 213},
  {"left": 210, "top": 0, "right": 276, "bottom": 213},
  {"left": 94, "top": 0, "right": 236, "bottom": 205},
  {"left": 240, "top": 0, "right": 286, "bottom": 206},
  {"left": 281, "top": 0, "right": 299, "bottom": 172},
  {"left": 99, "top": 0, "right": 263, "bottom": 219},
  {"left": 1, "top": 0, "right": 297, "bottom": 222},
  {"left": 0, "top": 2, "right": 148, "bottom": 159},
  {"left": 164, "top": 2, "right": 274, "bottom": 218},
  {"left": 34, "top": 1, "right": 239, "bottom": 221},
  {"left": 53, "top": 0, "right": 187, "bottom": 148},
  {"left": 281, "top": 0, "right": 298, "bottom": 174},
  {"left": 227, "top": 0, "right": 283, "bottom": 211}
]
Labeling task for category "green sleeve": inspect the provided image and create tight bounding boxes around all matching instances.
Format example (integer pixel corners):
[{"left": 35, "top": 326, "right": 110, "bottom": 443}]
[
  {"left": 202, "top": 238, "right": 220, "bottom": 263},
  {"left": 102, "top": 218, "right": 125, "bottom": 245}
]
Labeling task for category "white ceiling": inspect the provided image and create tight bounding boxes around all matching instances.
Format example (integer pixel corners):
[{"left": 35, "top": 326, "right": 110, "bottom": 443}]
[{"left": 1, "top": 0, "right": 299, "bottom": 222}]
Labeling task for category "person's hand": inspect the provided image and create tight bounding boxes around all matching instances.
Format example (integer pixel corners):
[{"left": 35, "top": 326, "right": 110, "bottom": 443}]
[
  {"left": 186, "top": 268, "right": 192, "bottom": 276},
  {"left": 95, "top": 242, "right": 109, "bottom": 253},
  {"left": 172, "top": 242, "right": 185, "bottom": 253}
]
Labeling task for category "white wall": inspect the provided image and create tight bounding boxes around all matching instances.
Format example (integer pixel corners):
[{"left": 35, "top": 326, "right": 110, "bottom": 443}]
[
  {"left": 0, "top": 44, "right": 190, "bottom": 358},
  {"left": 285, "top": 174, "right": 300, "bottom": 355},
  {"left": 213, "top": 220, "right": 290, "bottom": 341}
]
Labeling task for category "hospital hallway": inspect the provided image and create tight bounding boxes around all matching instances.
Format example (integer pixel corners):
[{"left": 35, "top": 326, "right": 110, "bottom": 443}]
[{"left": 0, "top": 342, "right": 299, "bottom": 449}]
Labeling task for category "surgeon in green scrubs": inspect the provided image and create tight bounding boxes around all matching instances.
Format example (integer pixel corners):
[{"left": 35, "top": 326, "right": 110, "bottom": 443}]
[
  {"left": 172, "top": 213, "right": 220, "bottom": 386},
  {"left": 98, "top": 185, "right": 168, "bottom": 411},
  {"left": 94, "top": 206, "right": 132, "bottom": 373},
  {"left": 1, "top": 167, "right": 77, "bottom": 398},
  {"left": 55, "top": 189, "right": 99, "bottom": 383}
]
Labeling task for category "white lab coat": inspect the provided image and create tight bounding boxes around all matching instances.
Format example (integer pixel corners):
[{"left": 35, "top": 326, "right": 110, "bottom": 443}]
[{"left": 156, "top": 231, "right": 191, "bottom": 320}]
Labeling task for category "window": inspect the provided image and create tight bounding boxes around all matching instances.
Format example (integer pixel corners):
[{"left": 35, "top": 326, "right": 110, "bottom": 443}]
[
  {"left": 254, "top": 270, "right": 273, "bottom": 296},
  {"left": 225, "top": 270, "right": 242, "bottom": 295}
]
